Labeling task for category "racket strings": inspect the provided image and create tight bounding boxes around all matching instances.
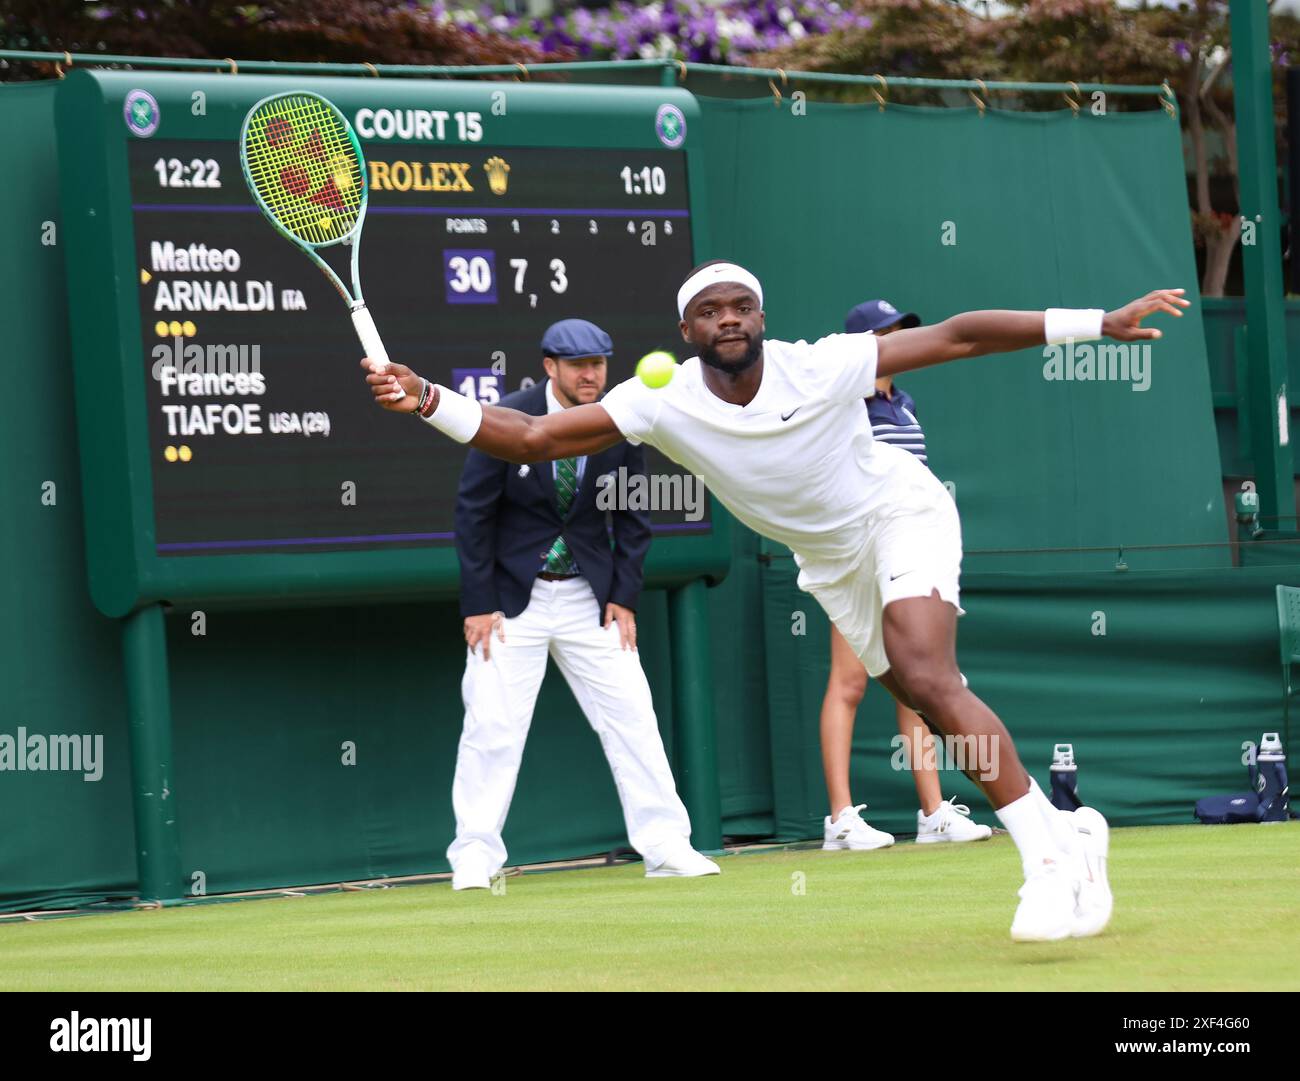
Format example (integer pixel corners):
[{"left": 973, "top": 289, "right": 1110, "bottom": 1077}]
[{"left": 243, "top": 94, "right": 363, "bottom": 246}]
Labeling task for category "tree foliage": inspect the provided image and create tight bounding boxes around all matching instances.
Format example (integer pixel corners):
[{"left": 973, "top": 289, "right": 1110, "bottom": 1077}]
[
  {"left": 0, "top": 0, "right": 572, "bottom": 80},
  {"left": 755, "top": 0, "right": 1300, "bottom": 296}
]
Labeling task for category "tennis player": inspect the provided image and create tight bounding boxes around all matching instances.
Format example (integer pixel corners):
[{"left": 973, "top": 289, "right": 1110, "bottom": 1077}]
[{"left": 361, "top": 261, "right": 1187, "bottom": 942}]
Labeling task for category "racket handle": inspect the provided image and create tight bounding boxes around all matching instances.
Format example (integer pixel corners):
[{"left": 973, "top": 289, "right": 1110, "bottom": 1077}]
[{"left": 352, "top": 304, "right": 403, "bottom": 401}]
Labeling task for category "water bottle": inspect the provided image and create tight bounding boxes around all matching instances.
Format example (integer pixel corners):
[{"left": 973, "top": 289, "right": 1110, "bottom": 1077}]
[
  {"left": 1049, "top": 743, "right": 1082, "bottom": 811},
  {"left": 1256, "top": 732, "right": 1290, "bottom": 823}
]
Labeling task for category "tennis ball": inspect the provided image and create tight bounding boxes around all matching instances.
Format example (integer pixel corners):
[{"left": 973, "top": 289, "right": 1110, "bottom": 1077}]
[{"left": 637, "top": 351, "right": 677, "bottom": 389}]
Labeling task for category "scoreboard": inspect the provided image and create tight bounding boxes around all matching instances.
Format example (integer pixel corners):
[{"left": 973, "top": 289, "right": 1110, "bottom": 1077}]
[{"left": 57, "top": 71, "right": 728, "bottom": 618}]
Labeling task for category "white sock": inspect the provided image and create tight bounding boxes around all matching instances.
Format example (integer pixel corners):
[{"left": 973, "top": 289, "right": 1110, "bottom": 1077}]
[
  {"left": 1027, "top": 777, "right": 1078, "bottom": 856},
  {"left": 995, "top": 788, "right": 1064, "bottom": 878}
]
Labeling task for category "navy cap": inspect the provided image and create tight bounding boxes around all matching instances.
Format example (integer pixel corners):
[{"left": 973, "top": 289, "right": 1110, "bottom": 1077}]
[
  {"left": 541, "top": 318, "right": 613, "bottom": 360},
  {"left": 844, "top": 299, "right": 920, "bottom": 334}
]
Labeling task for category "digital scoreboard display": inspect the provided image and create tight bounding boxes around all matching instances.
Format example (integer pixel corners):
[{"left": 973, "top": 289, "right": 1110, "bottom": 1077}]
[
  {"left": 58, "top": 73, "right": 728, "bottom": 616},
  {"left": 130, "top": 140, "right": 697, "bottom": 556}
]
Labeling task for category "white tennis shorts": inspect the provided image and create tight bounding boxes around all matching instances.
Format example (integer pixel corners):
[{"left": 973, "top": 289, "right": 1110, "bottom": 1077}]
[{"left": 798, "top": 464, "right": 964, "bottom": 679}]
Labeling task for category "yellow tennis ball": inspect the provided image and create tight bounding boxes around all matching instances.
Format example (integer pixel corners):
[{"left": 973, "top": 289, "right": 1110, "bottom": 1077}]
[{"left": 637, "top": 351, "right": 677, "bottom": 389}]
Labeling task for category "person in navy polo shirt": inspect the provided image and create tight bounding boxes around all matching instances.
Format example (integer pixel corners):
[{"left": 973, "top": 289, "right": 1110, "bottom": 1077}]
[{"left": 817, "top": 300, "right": 994, "bottom": 851}]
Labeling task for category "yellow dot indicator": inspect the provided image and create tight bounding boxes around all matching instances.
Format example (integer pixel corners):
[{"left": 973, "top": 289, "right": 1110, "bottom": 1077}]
[
  {"left": 155, "top": 321, "right": 169, "bottom": 338},
  {"left": 182, "top": 320, "right": 197, "bottom": 337},
  {"left": 164, "top": 446, "right": 178, "bottom": 462},
  {"left": 168, "top": 320, "right": 183, "bottom": 336},
  {"left": 178, "top": 445, "right": 192, "bottom": 462},
  {"left": 140, "top": 268, "right": 152, "bottom": 285}
]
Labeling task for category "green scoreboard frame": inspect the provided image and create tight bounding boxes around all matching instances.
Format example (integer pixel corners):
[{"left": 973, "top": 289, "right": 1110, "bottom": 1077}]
[{"left": 57, "top": 70, "right": 729, "bottom": 618}]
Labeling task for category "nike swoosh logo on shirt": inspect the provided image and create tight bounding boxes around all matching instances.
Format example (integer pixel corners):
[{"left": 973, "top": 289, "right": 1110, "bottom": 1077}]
[{"left": 781, "top": 408, "right": 800, "bottom": 421}]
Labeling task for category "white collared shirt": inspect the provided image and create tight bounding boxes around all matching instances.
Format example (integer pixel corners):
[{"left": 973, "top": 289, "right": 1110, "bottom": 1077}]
[{"left": 545, "top": 378, "right": 588, "bottom": 484}]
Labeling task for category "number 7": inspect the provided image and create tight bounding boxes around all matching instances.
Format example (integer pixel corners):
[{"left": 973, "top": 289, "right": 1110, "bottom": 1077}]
[{"left": 510, "top": 258, "right": 528, "bottom": 293}]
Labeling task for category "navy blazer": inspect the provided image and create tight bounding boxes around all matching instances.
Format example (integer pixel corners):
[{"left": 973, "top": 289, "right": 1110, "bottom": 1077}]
[{"left": 454, "top": 380, "right": 653, "bottom": 623}]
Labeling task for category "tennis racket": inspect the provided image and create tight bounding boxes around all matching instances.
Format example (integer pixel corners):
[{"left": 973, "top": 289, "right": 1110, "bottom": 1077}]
[{"left": 239, "top": 90, "right": 402, "bottom": 400}]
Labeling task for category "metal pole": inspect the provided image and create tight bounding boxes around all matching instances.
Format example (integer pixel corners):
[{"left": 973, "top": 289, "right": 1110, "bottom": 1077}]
[
  {"left": 667, "top": 579, "right": 722, "bottom": 850},
  {"left": 1231, "top": 0, "right": 1294, "bottom": 522},
  {"left": 122, "top": 603, "right": 184, "bottom": 902}
]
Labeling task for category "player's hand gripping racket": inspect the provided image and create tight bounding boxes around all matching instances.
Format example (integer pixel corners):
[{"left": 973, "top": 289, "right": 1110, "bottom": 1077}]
[{"left": 239, "top": 91, "right": 403, "bottom": 401}]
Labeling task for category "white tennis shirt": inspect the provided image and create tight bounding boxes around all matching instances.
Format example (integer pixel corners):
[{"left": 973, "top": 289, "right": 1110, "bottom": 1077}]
[{"left": 600, "top": 332, "right": 940, "bottom": 585}]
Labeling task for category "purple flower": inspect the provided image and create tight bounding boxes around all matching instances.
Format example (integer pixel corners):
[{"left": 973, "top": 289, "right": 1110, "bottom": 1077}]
[{"left": 486, "top": 0, "right": 873, "bottom": 64}]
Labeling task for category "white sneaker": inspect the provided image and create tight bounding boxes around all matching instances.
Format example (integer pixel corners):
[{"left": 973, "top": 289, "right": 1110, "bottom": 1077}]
[
  {"left": 645, "top": 844, "right": 720, "bottom": 878},
  {"left": 451, "top": 862, "right": 493, "bottom": 891},
  {"left": 1065, "top": 806, "right": 1113, "bottom": 938},
  {"left": 916, "top": 798, "right": 993, "bottom": 843},
  {"left": 1010, "top": 862, "right": 1076, "bottom": 942},
  {"left": 822, "top": 804, "right": 895, "bottom": 851}
]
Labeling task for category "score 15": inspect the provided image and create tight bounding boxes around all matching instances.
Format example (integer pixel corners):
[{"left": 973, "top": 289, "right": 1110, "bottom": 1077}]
[{"left": 451, "top": 368, "right": 500, "bottom": 404}]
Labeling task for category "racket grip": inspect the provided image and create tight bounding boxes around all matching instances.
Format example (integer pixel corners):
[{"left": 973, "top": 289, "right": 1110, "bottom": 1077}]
[
  {"left": 351, "top": 303, "right": 391, "bottom": 368},
  {"left": 352, "top": 304, "right": 403, "bottom": 401}
]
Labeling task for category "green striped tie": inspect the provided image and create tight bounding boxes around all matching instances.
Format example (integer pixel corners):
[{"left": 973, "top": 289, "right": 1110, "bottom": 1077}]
[{"left": 543, "top": 457, "right": 580, "bottom": 574}]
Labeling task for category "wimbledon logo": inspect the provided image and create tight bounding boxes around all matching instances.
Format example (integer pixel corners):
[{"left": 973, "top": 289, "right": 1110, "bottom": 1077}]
[
  {"left": 656, "top": 104, "right": 686, "bottom": 149},
  {"left": 124, "top": 89, "right": 161, "bottom": 138}
]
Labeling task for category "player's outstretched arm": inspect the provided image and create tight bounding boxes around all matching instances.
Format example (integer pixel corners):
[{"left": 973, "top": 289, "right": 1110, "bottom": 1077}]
[
  {"left": 360, "top": 359, "right": 625, "bottom": 462},
  {"left": 875, "top": 289, "right": 1190, "bottom": 378}
]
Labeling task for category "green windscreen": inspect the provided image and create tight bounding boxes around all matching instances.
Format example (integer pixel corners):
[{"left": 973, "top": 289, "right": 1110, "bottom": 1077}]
[{"left": 695, "top": 98, "right": 1227, "bottom": 573}]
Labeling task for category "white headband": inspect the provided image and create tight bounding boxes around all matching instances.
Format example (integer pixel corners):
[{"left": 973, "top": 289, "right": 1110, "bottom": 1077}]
[{"left": 677, "top": 263, "right": 763, "bottom": 319}]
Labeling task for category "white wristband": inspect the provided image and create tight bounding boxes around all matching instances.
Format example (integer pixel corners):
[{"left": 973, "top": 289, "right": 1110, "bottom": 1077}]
[
  {"left": 419, "top": 384, "right": 483, "bottom": 443},
  {"left": 1044, "top": 308, "right": 1104, "bottom": 346}
]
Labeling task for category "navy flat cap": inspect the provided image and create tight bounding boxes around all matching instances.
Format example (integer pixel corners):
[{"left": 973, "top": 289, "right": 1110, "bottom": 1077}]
[{"left": 541, "top": 318, "right": 614, "bottom": 359}]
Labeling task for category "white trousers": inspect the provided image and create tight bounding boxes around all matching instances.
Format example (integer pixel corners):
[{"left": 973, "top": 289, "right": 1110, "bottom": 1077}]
[{"left": 446, "top": 576, "right": 693, "bottom": 874}]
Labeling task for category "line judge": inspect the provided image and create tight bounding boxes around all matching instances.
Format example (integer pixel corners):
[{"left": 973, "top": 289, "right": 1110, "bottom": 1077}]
[{"left": 446, "top": 318, "right": 719, "bottom": 889}]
